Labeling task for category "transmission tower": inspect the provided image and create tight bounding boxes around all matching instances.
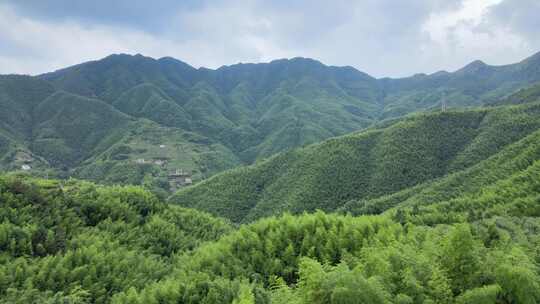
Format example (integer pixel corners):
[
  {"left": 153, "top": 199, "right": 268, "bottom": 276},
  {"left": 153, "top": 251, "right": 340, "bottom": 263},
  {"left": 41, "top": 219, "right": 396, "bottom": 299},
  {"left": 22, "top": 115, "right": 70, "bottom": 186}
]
[{"left": 441, "top": 92, "right": 447, "bottom": 112}]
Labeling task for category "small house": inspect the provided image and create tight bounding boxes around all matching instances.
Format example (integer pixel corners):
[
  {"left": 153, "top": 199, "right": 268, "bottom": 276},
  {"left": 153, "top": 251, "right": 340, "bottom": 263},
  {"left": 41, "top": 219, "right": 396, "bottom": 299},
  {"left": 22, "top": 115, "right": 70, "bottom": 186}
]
[{"left": 168, "top": 169, "right": 193, "bottom": 191}]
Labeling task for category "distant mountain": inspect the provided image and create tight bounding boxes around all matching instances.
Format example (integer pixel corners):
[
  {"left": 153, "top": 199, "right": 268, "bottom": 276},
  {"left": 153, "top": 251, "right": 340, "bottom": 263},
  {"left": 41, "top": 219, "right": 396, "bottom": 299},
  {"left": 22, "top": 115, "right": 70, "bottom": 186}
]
[
  {"left": 378, "top": 51, "right": 540, "bottom": 117},
  {"left": 41, "top": 51, "right": 540, "bottom": 139},
  {"left": 170, "top": 102, "right": 540, "bottom": 222},
  {"left": 2, "top": 51, "right": 540, "bottom": 193},
  {"left": 40, "top": 54, "right": 381, "bottom": 162},
  {"left": 490, "top": 81, "right": 540, "bottom": 106},
  {"left": 0, "top": 74, "right": 240, "bottom": 195}
]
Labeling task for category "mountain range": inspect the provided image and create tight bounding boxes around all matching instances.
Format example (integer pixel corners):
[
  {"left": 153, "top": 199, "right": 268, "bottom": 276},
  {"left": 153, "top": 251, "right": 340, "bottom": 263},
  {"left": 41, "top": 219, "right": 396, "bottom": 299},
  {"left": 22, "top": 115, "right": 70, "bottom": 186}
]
[
  {"left": 2, "top": 51, "right": 540, "bottom": 194},
  {"left": 2, "top": 51, "right": 540, "bottom": 303}
]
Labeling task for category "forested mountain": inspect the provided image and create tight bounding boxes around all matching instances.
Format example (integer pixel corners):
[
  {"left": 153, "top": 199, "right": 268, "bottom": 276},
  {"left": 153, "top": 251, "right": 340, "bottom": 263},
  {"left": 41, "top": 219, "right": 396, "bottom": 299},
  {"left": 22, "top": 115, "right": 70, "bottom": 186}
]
[
  {"left": 490, "top": 81, "right": 540, "bottom": 106},
  {"left": 40, "top": 54, "right": 381, "bottom": 163},
  {"left": 2, "top": 51, "right": 540, "bottom": 193},
  {"left": 170, "top": 102, "right": 540, "bottom": 222},
  {"left": 378, "top": 51, "right": 540, "bottom": 117},
  {"left": 1, "top": 168, "right": 539, "bottom": 303},
  {"left": 2, "top": 51, "right": 540, "bottom": 304},
  {"left": 0, "top": 74, "right": 241, "bottom": 194}
]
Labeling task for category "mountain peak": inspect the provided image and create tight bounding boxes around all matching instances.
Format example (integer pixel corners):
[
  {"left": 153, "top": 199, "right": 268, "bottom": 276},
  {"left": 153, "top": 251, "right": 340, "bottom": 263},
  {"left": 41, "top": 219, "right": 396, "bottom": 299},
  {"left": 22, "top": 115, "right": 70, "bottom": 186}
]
[
  {"left": 456, "top": 59, "right": 489, "bottom": 74},
  {"left": 157, "top": 56, "right": 195, "bottom": 70},
  {"left": 466, "top": 59, "right": 487, "bottom": 68}
]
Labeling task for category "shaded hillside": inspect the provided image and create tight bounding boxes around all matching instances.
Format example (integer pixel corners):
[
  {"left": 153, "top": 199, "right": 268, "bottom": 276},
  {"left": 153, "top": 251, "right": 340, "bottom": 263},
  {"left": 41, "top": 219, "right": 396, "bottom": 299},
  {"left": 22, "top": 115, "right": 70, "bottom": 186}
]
[
  {"left": 0, "top": 75, "right": 56, "bottom": 140},
  {"left": 342, "top": 117, "right": 540, "bottom": 223},
  {"left": 31, "top": 91, "right": 133, "bottom": 167},
  {"left": 490, "top": 81, "right": 540, "bottom": 106},
  {"left": 170, "top": 103, "right": 540, "bottom": 222}
]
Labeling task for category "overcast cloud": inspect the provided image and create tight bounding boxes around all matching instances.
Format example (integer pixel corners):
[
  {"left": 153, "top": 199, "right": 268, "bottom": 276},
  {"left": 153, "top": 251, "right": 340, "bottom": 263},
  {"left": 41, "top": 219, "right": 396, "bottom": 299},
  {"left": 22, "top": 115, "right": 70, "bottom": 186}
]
[{"left": 1, "top": 0, "right": 539, "bottom": 77}]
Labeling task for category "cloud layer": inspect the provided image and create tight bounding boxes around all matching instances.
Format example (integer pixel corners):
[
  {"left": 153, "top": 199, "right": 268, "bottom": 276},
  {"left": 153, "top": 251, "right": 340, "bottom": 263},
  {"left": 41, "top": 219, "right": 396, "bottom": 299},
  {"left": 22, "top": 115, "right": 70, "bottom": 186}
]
[{"left": 1, "top": 0, "right": 539, "bottom": 77}]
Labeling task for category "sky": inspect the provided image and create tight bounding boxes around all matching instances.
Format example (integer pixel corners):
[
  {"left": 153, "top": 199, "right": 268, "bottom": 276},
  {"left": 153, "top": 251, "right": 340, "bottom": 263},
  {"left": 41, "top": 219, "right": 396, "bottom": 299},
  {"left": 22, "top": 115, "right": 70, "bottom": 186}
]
[{"left": 0, "top": 0, "right": 539, "bottom": 78}]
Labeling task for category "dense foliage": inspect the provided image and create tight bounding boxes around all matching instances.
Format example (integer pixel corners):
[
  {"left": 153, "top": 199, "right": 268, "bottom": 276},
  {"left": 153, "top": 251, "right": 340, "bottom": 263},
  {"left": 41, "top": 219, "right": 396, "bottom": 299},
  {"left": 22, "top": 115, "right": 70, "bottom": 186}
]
[
  {"left": 2, "top": 51, "right": 540, "bottom": 303},
  {"left": 491, "top": 81, "right": 540, "bottom": 106},
  {"left": 3, "top": 51, "right": 540, "bottom": 192},
  {"left": 1, "top": 174, "right": 539, "bottom": 303},
  {"left": 0, "top": 175, "right": 232, "bottom": 303},
  {"left": 171, "top": 102, "right": 540, "bottom": 222},
  {"left": 0, "top": 74, "right": 240, "bottom": 193}
]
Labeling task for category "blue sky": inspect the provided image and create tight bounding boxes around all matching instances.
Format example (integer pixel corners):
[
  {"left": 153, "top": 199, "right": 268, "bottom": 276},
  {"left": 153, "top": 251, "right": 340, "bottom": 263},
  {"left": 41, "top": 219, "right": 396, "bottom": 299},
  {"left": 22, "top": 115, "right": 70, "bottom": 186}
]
[{"left": 1, "top": 0, "right": 539, "bottom": 77}]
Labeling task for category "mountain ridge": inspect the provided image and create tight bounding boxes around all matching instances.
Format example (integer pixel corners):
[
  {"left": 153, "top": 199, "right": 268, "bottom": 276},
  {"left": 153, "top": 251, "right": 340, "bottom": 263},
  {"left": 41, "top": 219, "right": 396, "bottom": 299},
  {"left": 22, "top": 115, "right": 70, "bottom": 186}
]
[
  {"left": 3, "top": 50, "right": 540, "bottom": 194},
  {"left": 169, "top": 101, "right": 540, "bottom": 223}
]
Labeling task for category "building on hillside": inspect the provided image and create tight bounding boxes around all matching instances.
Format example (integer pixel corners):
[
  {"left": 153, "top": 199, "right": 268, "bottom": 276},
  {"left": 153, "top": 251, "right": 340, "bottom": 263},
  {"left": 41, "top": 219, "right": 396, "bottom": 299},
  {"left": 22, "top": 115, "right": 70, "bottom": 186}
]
[
  {"left": 152, "top": 157, "right": 169, "bottom": 167},
  {"left": 18, "top": 152, "right": 34, "bottom": 164},
  {"left": 21, "top": 165, "right": 31, "bottom": 171},
  {"left": 168, "top": 169, "right": 193, "bottom": 191}
]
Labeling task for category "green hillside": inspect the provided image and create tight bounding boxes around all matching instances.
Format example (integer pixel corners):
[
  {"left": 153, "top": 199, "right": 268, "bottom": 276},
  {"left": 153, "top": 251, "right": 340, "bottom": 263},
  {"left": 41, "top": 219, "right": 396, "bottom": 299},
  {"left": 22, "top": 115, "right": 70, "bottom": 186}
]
[
  {"left": 378, "top": 51, "right": 540, "bottom": 118},
  {"left": 3, "top": 51, "right": 540, "bottom": 193},
  {"left": 491, "top": 81, "right": 540, "bottom": 106},
  {"left": 170, "top": 102, "right": 540, "bottom": 223},
  {"left": 0, "top": 75, "right": 239, "bottom": 193},
  {"left": 41, "top": 55, "right": 382, "bottom": 163},
  {"left": 1, "top": 174, "right": 539, "bottom": 303},
  {"left": 342, "top": 115, "right": 540, "bottom": 223},
  {"left": 74, "top": 120, "right": 240, "bottom": 197},
  {"left": 0, "top": 174, "right": 233, "bottom": 303},
  {"left": 39, "top": 51, "right": 540, "bottom": 164}
]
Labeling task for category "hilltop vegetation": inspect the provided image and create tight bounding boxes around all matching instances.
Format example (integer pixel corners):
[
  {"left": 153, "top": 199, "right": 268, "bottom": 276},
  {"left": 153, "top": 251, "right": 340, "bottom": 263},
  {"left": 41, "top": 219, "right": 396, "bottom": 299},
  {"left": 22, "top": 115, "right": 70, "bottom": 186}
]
[
  {"left": 3, "top": 74, "right": 540, "bottom": 303},
  {"left": 3, "top": 51, "right": 540, "bottom": 192},
  {"left": 170, "top": 102, "right": 540, "bottom": 222},
  {"left": 1, "top": 174, "right": 539, "bottom": 303},
  {"left": 0, "top": 175, "right": 233, "bottom": 303}
]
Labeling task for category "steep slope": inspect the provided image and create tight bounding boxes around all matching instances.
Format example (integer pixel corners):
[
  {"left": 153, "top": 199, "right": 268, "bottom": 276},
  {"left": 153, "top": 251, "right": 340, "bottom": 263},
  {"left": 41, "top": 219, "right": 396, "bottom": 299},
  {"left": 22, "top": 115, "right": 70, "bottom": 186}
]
[
  {"left": 170, "top": 102, "right": 540, "bottom": 223},
  {"left": 74, "top": 120, "right": 241, "bottom": 195},
  {"left": 342, "top": 120, "right": 540, "bottom": 222},
  {"left": 40, "top": 54, "right": 196, "bottom": 103},
  {"left": 0, "top": 76, "right": 57, "bottom": 172},
  {"left": 31, "top": 91, "right": 133, "bottom": 167},
  {"left": 490, "top": 81, "right": 540, "bottom": 106},
  {"left": 112, "top": 83, "right": 193, "bottom": 130},
  {"left": 38, "top": 54, "right": 383, "bottom": 162},
  {"left": 0, "top": 75, "right": 56, "bottom": 140},
  {"left": 0, "top": 77, "right": 239, "bottom": 192},
  {"left": 3, "top": 51, "right": 540, "bottom": 192},
  {"left": 38, "top": 51, "right": 540, "bottom": 163}
]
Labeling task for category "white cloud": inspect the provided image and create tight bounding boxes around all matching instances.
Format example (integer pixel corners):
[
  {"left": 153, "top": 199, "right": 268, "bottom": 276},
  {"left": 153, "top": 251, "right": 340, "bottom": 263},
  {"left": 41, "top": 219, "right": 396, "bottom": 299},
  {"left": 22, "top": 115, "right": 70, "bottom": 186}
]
[
  {"left": 419, "top": 0, "right": 532, "bottom": 72},
  {"left": 0, "top": 0, "right": 539, "bottom": 77}
]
